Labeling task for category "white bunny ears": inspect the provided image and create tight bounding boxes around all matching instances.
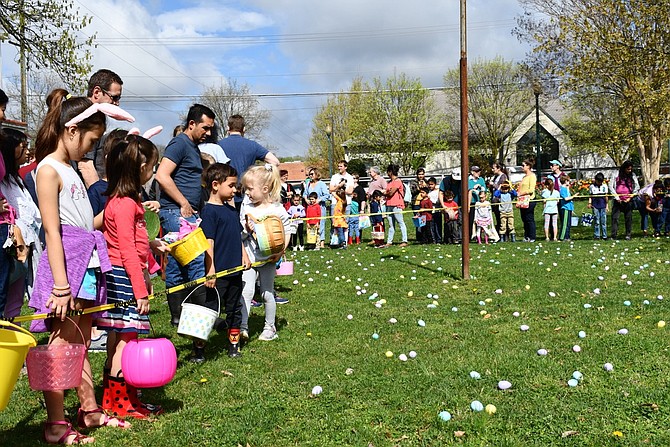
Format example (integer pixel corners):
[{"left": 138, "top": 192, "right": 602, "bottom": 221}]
[
  {"left": 128, "top": 125, "right": 163, "bottom": 140},
  {"left": 64, "top": 103, "right": 135, "bottom": 127}
]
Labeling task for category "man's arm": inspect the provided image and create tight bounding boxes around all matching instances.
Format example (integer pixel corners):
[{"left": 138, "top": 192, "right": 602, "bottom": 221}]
[
  {"left": 264, "top": 151, "right": 280, "bottom": 166},
  {"left": 155, "top": 158, "right": 194, "bottom": 217}
]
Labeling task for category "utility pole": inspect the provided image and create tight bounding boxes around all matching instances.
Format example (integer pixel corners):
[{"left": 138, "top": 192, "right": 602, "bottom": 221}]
[
  {"left": 460, "top": 0, "right": 470, "bottom": 280},
  {"left": 19, "top": 0, "right": 28, "bottom": 123}
]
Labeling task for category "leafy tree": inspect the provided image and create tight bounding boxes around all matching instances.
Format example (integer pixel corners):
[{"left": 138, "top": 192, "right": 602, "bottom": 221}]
[
  {"left": 444, "top": 57, "right": 534, "bottom": 163},
  {"left": 196, "top": 78, "right": 270, "bottom": 139},
  {"left": 348, "top": 73, "right": 448, "bottom": 175},
  {"left": 515, "top": 0, "right": 670, "bottom": 184},
  {"left": 0, "top": 0, "right": 94, "bottom": 106},
  {"left": 307, "top": 78, "right": 364, "bottom": 176}
]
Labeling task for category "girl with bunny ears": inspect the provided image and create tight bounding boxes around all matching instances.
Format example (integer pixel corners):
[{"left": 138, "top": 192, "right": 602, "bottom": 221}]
[{"left": 30, "top": 89, "right": 134, "bottom": 444}]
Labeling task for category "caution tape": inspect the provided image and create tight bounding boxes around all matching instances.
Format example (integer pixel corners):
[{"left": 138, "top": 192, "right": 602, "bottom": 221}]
[{"left": 3, "top": 260, "right": 269, "bottom": 324}]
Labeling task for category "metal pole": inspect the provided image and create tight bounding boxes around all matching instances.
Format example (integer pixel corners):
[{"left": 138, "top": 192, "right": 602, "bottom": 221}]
[
  {"left": 460, "top": 0, "right": 469, "bottom": 280},
  {"left": 534, "top": 89, "right": 542, "bottom": 178}
]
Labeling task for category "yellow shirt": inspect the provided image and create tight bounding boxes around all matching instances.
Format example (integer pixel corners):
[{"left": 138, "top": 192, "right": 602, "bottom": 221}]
[{"left": 518, "top": 173, "right": 536, "bottom": 199}]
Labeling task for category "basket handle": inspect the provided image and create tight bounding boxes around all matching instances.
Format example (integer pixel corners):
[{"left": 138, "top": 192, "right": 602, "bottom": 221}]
[
  {"left": 181, "top": 284, "right": 221, "bottom": 315},
  {"left": 0, "top": 320, "right": 37, "bottom": 346},
  {"left": 48, "top": 317, "right": 87, "bottom": 346}
]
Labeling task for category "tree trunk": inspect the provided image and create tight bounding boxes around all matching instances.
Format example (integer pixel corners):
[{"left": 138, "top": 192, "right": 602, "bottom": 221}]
[{"left": 636, "top": 131, "right": 662, "bottom": 186}]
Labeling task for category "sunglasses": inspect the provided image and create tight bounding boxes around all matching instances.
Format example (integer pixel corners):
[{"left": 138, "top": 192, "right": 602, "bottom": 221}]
[{"left": 100, "top": 87, "right": 121, "bottom": 103}]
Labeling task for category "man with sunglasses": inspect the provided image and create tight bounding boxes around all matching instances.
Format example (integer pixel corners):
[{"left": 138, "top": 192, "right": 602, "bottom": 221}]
[{"left": 78, "top": 68, "right": 124, "bottom": 187}]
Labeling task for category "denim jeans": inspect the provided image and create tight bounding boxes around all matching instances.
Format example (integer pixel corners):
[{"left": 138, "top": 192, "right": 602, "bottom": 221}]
[
  {"left": 160, "top": 208, "right": 205, "bottom": 288},
  {"left": 633, "top": 196, "right": 648, "bottom": 231},
  {"left": 348, "top": 217, "right": 359, "bottom": 239},
  {"left": 0, "top": 223, "right": 10, "bottom": 316},
  {"left": 386, "top": 206, "right": 408, "bottom": 244},
  {"left": 593, "top": 207, "right": 607, "bottom": 238},
  {"left": 319, "top": 204, "right": 327, "bottom": 242}
]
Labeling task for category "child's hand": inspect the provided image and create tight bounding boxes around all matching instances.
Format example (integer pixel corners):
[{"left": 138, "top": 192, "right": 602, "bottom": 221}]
[
  {"left": 587, "top": 203, "right": 592, "bottom": 208},
  {"left": 143, "top": 269, "right": 153, "bottom": 296},
  {"left": 150, "top": 239, "right": 171, "bottom": 255},
  {"left": 136, "top": 297, "right": 150, "bottom": 315},
  {"left": 46, "top": 290, "right": 75, "bottom": 321},
  {"left": 242, "top": 251, "right": 252, "bottom": 270},
  {"left": 143, "top": 201, "right": 160, "bottom": 212},
  {"left": 0, "top": 198, "right": 8, "bottom": 213},
  {"left": 205, "top": 277, "right": 216, "bottom": 288}
]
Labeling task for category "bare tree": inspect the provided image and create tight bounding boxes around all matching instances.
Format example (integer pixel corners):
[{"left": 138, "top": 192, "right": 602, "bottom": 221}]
[{"left": 5, "top": 70, "right": 65, "bottom": 136}]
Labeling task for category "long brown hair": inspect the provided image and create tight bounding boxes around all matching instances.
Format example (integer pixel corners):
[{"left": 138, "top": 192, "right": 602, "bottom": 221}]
[
  {"left": 35, "top": 89, "right": 106, "bottom": 163},
  {"left": 105, "top": 135, "right": 158, "bottom": 200}
]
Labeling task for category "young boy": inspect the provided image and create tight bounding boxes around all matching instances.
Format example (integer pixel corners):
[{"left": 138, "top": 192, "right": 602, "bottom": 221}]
[
  {"left": 587, "top": 172, "right": 609, "bottom": 240},
  {"left": 559, "top": 175, "right": 575, "bottom": 241},
  {"left": 442, "top": 190, "right": 460, "bottom": 244},
  {"left": 370, "top": 190, "right": 385, "bottom": 246},
  {"left": 200, "top": 163, "right": 251, "bottom": 359},
  {"left": 348, "top": 191, "right": 360, "bottom": 245},
  {"left": 305, "top": 192, "right": 321, "bottom": 249},
  {"left": 427, "top": 177, "right": 442, "bottom": 243},
  {"left": 493, "top": 181, "right": 517, "bottom": 242}
]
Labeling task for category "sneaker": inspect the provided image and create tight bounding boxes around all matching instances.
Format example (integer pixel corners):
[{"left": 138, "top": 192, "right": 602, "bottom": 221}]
[
  {"left": 251, "top": 299, "right": 263, "bottom": 307},
  {"left": 292, "top": 246, "right": 298, "bottom": 252},
  {"left": 299, "top": 245, "right": 305, "bottom": 251},
  {"left": 228, "top": 343, "right": 241, "bottom": 358},
  {"left": 258, "top": 325, "right": 278, "bottom": 341},
  {"left": 399, "top": 242, "right": 409, "bottom": 247},
  {"left": 190, "top": 346, "right": 205, "bottom": 364},
  {"left": 274, "top": 295, "right": 289, "bottom": 305},
  {"left": 240, "top": 329, "right": 249, "bottom": 342},
  {"left": 89, "top": 332, "right": 108, "bottom": 352}
]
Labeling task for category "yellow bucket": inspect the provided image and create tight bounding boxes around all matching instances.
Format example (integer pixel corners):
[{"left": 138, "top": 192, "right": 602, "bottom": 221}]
[
  {"left": 168, "top": 227, "right": 209, "bottom": 266},
  {"left": 0, "top": 320, "right": 36, "bottom": 411}
]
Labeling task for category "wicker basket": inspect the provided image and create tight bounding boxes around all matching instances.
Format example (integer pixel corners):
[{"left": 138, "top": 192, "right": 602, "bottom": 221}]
[
  {"left": 247, "top": 214, "right": 285, "bottom": 257},
  {"left": 169, "top": 227, "right": 208, "bottom": 266}
]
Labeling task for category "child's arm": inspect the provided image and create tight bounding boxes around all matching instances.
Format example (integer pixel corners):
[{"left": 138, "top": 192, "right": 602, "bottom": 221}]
[
  {"left": 36, "top": 165, "right": 73, "bottom": 320},
  {"left": 645, "top": 196, "right": 654, "bottom": 213},
  {"left": 241, "top": 243, "right": 251, "bottom": 270},
  {"left": 204, "top": 238, "right": 216, "bottom": 288}
]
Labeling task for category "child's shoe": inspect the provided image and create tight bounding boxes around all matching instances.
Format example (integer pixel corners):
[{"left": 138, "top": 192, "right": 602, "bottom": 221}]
[
  {"left": 190, "top": 341, "right": 206, "bottom": 364},
  {"left": 228, "top": 343, "right": 241, "bottom": 358},
  {"left": 258, "top": 324, "right": 278, "bottom": 341},
  {"left": 274, "top": 294, "right": 289, "bottom": 305},
  {"left": 299, "top": 245, "right": 304, "bottom": 251},
  {"left": 240, "top": 329, "right": 249, "bottom": 342}
]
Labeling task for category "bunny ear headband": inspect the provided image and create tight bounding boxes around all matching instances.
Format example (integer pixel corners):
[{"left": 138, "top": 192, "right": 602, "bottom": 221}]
[
  {"left": 128, "top": 125, "right": 163, "bottom": 140},
  {"left": 64, "top": 103, "right": 135, "bottom": 127}
]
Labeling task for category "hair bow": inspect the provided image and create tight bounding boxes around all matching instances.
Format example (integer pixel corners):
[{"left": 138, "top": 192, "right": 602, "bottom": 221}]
[
  {"left": 264, "top": 163, "right": 273, "bottom": 171},
  {"left": 64, "top": 103, "right": 135, "bottom": 127}
]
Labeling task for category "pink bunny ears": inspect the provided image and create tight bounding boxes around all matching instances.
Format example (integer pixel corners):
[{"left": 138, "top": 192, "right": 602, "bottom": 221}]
[
  {"left": 64, "top": 103, "right": 135, "bottom": 127},
  {"left": 128, "top": 125, "right": 163, "bottom": 140}
]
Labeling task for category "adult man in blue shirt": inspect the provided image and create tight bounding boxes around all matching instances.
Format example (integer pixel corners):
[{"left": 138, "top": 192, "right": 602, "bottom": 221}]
[
  {"left": 217, "top": 114, "right": 279, "bottom": 210},
  {"left": 156, "top": 103, "right": 215, "bottom": 326}
]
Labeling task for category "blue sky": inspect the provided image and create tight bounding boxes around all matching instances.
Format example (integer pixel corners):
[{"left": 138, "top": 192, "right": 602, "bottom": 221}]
[{"left": 0, "top": 0, "right": 530, "bottom": 156}]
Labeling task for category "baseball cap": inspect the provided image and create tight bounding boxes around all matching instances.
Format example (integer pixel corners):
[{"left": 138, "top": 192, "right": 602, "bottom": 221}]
[
  {"left": 470, "top": 165, "right": 481, "bottom": 172},
  {"left": 549, "top": 159, "right": 562, "bottom": 167}
]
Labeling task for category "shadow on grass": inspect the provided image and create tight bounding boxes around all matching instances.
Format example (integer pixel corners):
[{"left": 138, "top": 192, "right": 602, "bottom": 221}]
[{"left": 378, "top": 252, "right": 462, "bottom": 281}]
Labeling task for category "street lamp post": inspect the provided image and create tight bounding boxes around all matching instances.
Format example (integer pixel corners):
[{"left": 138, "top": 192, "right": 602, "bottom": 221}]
[{"left": 325, "top": 121, "right": 334, "bottom": 177}]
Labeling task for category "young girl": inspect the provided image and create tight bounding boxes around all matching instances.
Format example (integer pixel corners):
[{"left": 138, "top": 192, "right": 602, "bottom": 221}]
[
  {"left": 95, "top": 135, "right": 164, "bottom": 419},
  {"left": 30, "top": 89, "right": 134, "bottom": 444},
  {"left": 541, "top": 178, "right": 561, "bottom": 241},
  {"left": 559, "top": 175, "right": 575, "bottom": 241},
  {"left": 287, "top": 194, "right": 306, "bottom": 251},
  {"left": 331, "top": 187, "right": 348, "bottom": 248},
  {"left": 347, "top": 190, "right": 360, "bottom": 245},
  {"left": 473, "top": 190, "right": 497, "bottom": 244},
  {"left": 240, "top": 164, "right": 290, "bottom": 341}
]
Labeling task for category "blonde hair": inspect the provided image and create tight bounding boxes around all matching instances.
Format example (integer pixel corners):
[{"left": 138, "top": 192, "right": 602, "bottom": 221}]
[{"left": 242, "top": 164, "right": 282, "bottom": 203}]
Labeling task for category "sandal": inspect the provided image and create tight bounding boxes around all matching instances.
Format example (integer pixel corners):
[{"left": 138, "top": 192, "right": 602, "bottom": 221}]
[
  {"left": 44, "top": 421, "right": 93, "bottom": 445},
  {"left": 77, "top": 407, "right": 131, "bottom": 430}
]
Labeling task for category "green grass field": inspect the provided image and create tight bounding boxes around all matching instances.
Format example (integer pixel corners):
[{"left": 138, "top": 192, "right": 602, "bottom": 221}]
[{"left": 2, "top": 207, "right": 670, "bottom": 446}]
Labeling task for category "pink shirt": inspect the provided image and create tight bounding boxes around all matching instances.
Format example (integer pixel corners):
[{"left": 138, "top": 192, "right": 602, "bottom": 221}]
[
  {"left": 385, "top": 178, "right": 405, "bottom": 208},
  {"left": 103, "top": 196, "right": 150, "bottom": 298}
]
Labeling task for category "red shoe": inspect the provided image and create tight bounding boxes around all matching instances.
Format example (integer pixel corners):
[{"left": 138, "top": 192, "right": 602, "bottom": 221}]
[{"left": 103, "top": 375, "right": 150, "bottom": 419}]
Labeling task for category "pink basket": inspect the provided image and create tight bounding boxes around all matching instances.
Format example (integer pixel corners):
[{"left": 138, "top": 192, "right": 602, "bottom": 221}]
[
  {"left": 26, "top": 318, "right": 86, "bottom": 391},
  {"left": 122, "top": 338, "right": 177, "bottom": 388},
  {"left": 276, "top": 261, "right": 294, "bottom": 276}
]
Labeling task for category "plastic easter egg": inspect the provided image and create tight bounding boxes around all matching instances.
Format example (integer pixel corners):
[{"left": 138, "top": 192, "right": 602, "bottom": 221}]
[
  {"left": 658, "top": 321, "right": 666, "bottom": 328},
  {"left": 525, "top": 285, "right": 530, "bottom": 290},
  {"left": 658, "top": 295, "right": 664, "bottom": 300},
  {"left": 583, "top": 303, "right": 592, "bottom": 309},
  {"left": 485, "top": 404, "right": 497, "bottom": 415},
  {"left": 618, "top": 328, "right": 628, "bottom": 335},
  {"left": 408, "top": 351, "right": 417, "bottom": 358},
  {"left": 479, "top": 300, "right": 486, "bottom": 306},
  {"left": 548, "top": 292, "right": 556, "bottom": 297},
  {"left": 572, "top": 371, "right": 583, "bottom": 381},
  {"left": 347, "top": 314, "right": 353, "bottom": 320},
  {"left": 497, "top": 380, "right": 512, "bottom": 390},
  {"left": 643, "top": 300, "right": 650, "bottom": 305},
  {"left": 385, "top": 351, "right": 393, "bottom": 358},
  {"left": 389, "top": 318, "right": 397, "bottom": 324},
  {"left": 469, "top": 371, "right": 481, "bottom": 380},
  {"left": 495, "top": 289, "right": 503, "bottom": 294},
  {"left": 451, "top": 307, "right": 458, "bottom": 312},
  {"left": 311, "top": 385, "right": 323, "bottom": 395},
  {"left": 593, "top": 288, "right": 601, "bottom": 295},
  {"left": 603, "top": 362, "right": 614, "bottom": 372},
  {"left": 572, "top": 345, "right": 581, "bottom": 352},
  {"left": 438, "top": 410, "right": 452, "bottom": 421},
  {"left": 470, "top": 400, "right": 484, "bottom": 411},
  {"left": 578, "top": 331, "right": 586, "bottom": 339},
  {"left": 398, "top": 353, "right": 408, "bottom": 362},
  {"left": 520, "top": 324, "right": 529, "bottom": 332},
  {"left": 407, "top": 291, "right": 414, "bottom": 297},
  {"left": 537, "top": 349, "right": 548, "bottom": 356},
  {"left": 567, "top": 379, "right": 579, "bottom": 387},
  {"left": 417, "top": 319, "right": 426, "bottom": 327},
  {"left": 513, "top": 311, "right": 520, "bottom": 317},
  {"left": 623, "top": 300, "right": 631, "bottom": 306},
  {"left": 372, "top": 333, "right": 380, "bottom": 340}
]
